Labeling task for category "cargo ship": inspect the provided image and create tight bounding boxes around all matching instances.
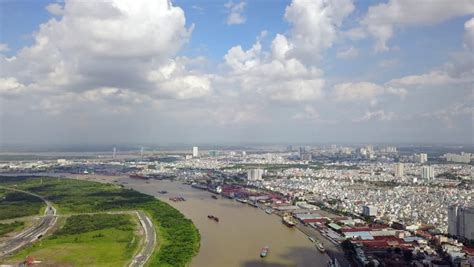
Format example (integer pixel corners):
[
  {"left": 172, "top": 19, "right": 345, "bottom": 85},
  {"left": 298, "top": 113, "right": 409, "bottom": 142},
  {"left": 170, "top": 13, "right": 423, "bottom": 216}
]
[
  {"left": 249, "top": 201, "right": 259, "bottom": 208},
  {"left": 129, "top": 174, "right": 150, "bottom": 180},
  {"left": 207, "top": 215, "right": 219, "bottom": 222},
  {"left": 260, "top": 246, "right": 269, "bottom": 258},
  {"left": 169, "top": 197, "right": 186, "bottom": 202},
  {"left": 315, "top": 241, "right": 326, "bottom": 253},
  {"left": 282, "top": 214, "right": 297, "bottom": 227}
]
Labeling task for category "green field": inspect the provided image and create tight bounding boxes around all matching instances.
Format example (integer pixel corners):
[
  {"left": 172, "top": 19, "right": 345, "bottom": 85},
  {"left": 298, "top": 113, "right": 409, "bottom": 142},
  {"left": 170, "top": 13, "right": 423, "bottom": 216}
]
[
  {"left": 0, "top": 176, "right": 200, "bottom": 267},
  {"left": 0, "top": 189, "right": 45, "bottom": 220},
  {"left": 8, "top": 214, "right": 138, "bottom": 266},
  {"left": 0, "top": 221, "right": 25, "bottom": 237}
]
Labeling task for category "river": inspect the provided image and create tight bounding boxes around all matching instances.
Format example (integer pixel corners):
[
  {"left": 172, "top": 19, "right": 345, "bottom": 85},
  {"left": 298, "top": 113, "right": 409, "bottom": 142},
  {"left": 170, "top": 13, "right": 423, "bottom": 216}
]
[{"left": 118, "top": 177, "right": 330, "bottom": 267}]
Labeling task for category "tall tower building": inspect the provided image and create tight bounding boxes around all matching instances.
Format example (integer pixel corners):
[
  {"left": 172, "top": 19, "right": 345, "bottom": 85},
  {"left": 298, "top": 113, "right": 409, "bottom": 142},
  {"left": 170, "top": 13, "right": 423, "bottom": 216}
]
[
  {"left": 422, "top": 166, "right": 434, "bottom": 179},
  {"left": 247, "top": 169, "right": 264, "bottom": 181},
  {"left": 419, "top": 153, "right": 428, "bottom": 163},
  {"left": 192, "top": 146, "right": 199, "bottom": 157},
  {"left": 448, "top": 204, "right": 474, "bottom": 241},
  {"left": 394, "top": 163, "right": 404, "bottom": 178}
]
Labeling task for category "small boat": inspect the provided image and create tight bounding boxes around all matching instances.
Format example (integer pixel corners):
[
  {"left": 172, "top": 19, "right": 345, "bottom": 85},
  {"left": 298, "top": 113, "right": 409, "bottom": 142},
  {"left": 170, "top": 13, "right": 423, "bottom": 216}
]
[
  {"left": 260, "top": 246, "right": 270, "bottom": 257},
  {"left": 315, "top": 241, "right": 326, "bottom": 253},
  {"left": 157, "top": 190, "right": 168, "bottom": 194},
  {"left": 308, "top": 236, "right": 316, "bottom": 243},
  {"left": 211, "top": 195, "right": 218, "bottom": 199},
  {"left": 236, "top": 198, "right": 247, "bottom": 204},
  {"left": 265, "top": 208, "right": 273, "bottom": 215}
]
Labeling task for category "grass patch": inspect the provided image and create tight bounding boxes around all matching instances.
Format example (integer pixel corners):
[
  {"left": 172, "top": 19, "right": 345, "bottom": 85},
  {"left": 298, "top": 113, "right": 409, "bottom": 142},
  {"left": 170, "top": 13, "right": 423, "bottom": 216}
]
[
  {"left": 0, "top": 190, "right": 44, "bottom": 220},
  {"left": 8, "top": 214, "right": 138, "bottom": 266},
  {"left": 0, "top": 221, "right": 25, "bottom": 237},
  {"left": 0, "top": 176, "right": 200, "bottom": 267}
]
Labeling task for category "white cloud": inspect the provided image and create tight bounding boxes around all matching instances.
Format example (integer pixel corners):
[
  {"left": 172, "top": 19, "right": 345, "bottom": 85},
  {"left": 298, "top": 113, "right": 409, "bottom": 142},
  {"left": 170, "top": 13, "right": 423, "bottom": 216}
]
[
  {"left": 225, "top": 1, "right": 246, "bottom": 25},
  {"left": 421, "top": 102, "right": 473, "bottom": 128},
  {"left": 378, "top": 59, "right": 399, "bottom": 68},
  {"left": 334, "top": 82, "right": 407, "bottom": 104},
  {"left": 388, "top": 71, "right": 458, "bottom": 87},
  {"left": 293, "top": 105, "right": 320, "bottom": 120},
  {"left": 389, "top": 17, "right": 474, "bottom": 88},
  {"left": 220, "top": 0, "right": 356, "bottom": 103},
  {"left": 46, "top": 3, "right": 64, "bottom": 15},
  {"left": 334, "top": 82, "right": 384, "bottom": 102},
  {"left": 464, "top": 17, "right": 474, "bottom": 51},
  {"left": 353, "top": 109, "right": 396, "bottom": 122},
  {"left": 336, "top": 46, "right": 359, "bottom": 59},
  {"left": 0, "top": 43, "right": 9, "bottom": 52},
  {"left": 0, "top": 77, "right": 25, "bottom": 95},
  {"left": 284, "top": 0, "right": 354, "bottom": 63},
  {"left": 0, "top": 0, "right": 204, "bottom": 111},
  {"left": 343, "top": 27, "right": 367, "bottom": 40},
  {"left": 223, "top": 40, "right": 324, "bottom": 102},
  {"left": 361, "top": 0, "right": 474, "bottom": 51}
]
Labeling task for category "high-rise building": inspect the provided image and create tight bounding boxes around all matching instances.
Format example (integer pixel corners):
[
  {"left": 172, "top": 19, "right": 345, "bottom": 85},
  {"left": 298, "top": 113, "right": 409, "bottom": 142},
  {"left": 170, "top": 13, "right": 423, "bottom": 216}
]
[
  {"left": 419, "top": 153, "right": 428, "bottom": 163},
  {"left": 298, "top": 146, "right": 306, "bottom": 157},
  {"left": 247, "top": 169, "right": 264, "bottom": 181},
  {"left": 445, "top": 152, "right": 471, "bottom": 163},
  {"left": 241, "top": 151, "right": 246, "bottom": 157},
  {"left": 422, "top": 166, "right": 435, "bottom": 179},
  {"left": 362, "top": 205, "right": 377, "bottom": 217},
  {"left": 448, "top": 204, "right": 474, "bottom": 241},
  {"left": 192, "top": 146, "right": 199, "bottom": 157},
  {"left": 394, "top": 163, "right": 404, "bottom": 178}
]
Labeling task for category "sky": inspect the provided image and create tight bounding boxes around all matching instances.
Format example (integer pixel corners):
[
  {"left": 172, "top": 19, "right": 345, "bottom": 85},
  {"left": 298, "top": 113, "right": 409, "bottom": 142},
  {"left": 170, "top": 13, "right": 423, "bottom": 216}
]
[{"left": 0, "top": 0, "right": 473, "bottom": 146}]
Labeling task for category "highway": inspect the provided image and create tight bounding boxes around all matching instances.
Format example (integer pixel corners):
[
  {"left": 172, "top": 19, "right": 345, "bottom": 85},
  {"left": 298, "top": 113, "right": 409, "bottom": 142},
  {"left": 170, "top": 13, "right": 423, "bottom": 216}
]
[
  {"left": 0, "top": 187, "right": 57, "bottom": 259},
  {"left": 129, "top": 211, "right": 156, "bottom": 267}
]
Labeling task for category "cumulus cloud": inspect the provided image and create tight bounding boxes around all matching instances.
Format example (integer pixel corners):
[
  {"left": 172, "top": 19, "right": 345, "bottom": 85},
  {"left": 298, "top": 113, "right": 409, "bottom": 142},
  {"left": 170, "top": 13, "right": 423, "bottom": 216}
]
[
  {"left": 361, "top": 0, "right": 474, "bottom": 51},
  {"left": 421, "top": 103, "right": 473, "bottom": 128},
  {"left": 333, "top": 82, "right": 406, "bottom": 102},
  {"left": 0, "top": 43, "right": 9, "bottom": 52},
  {"left": 464, "top": 17, "right": 474, "bottom": 51},
  {"left": 223, "top": 40, "right": 325, "bottom": 102},
  {"left": 353, "top": 109, "right": 396, "bottom": 122},
  {"left": 293, "top": 105, "right": 320, "bottom": 120},
  {"left": 284, "top": 0, "right": 354, "bottom": 63},
  {"left": 219, "top": 0, "right": 356, "bottom": 103},
  {"left": 336, "top": 46, "right": 359, "bottom": 59},
  {"left": 225, "top": 1, "right": 246, "bottom": 25},
  {"left": 45, "top": 3, "right": 64, "bottom": 15},
  {"left": 388, "top": 17, "right": 474, "bottom": 88},
  {"left": 0, "top": 77, "right": 25, "bottom": 96},
  {"left": 388, "top": 71, "right": 459, "bottom": 87},
  {"left": 0, "top": 0, "right": 207, "bottom": 115}
]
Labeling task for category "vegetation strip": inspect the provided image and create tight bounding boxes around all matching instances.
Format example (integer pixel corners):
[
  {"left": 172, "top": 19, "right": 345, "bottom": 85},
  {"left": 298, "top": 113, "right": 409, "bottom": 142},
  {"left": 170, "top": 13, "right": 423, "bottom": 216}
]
[{"left": 0, "top": 176, "right": 200, "bottom": 267}]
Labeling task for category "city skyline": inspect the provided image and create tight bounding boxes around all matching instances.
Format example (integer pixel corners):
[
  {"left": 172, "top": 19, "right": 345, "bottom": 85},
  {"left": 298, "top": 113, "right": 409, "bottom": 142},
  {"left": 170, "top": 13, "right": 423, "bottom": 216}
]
[{"left": 1, "top": 0, "right": 473, "bottom": 145}]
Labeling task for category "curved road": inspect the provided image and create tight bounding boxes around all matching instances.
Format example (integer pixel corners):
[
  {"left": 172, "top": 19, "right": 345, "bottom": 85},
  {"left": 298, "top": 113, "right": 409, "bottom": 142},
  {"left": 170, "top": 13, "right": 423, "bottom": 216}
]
[
  {"left": 129, "top": 211, "right": 156, "bottom": 267},
  {"left": 0, "top": 187, "right": 57, "bottom": 258}
]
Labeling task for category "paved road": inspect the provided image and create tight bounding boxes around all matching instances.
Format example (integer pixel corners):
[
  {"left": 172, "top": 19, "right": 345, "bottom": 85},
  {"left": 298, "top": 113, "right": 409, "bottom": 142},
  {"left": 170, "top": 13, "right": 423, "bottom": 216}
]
[
  {"left": 129, "top": 211, "right": 156, "bottom": 267},
  {"left": 0, "top": 187, "right": 57, "bottom": 259}
]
